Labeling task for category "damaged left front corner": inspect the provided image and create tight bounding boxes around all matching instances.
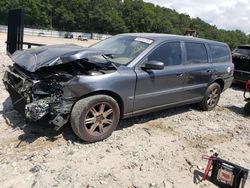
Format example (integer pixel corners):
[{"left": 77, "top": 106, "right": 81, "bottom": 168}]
[
  {"left": 3, "top": 66, "right": 76, "bottom": 131},
  {"left": 25, "top": 96, "right": 75, "bottom": 130}
]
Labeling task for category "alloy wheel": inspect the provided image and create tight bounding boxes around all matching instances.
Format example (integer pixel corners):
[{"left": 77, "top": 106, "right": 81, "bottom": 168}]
[
  {"left": 84, "top": 102, "right": 114, "bottom": 136},
  {"left": 207, "top": 87, "right": 219, "bottom": 107}
]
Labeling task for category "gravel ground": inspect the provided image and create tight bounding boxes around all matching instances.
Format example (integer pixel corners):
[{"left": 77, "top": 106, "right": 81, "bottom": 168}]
[{"left": 0, "top": 33, "right": 249, "bottom": 188}]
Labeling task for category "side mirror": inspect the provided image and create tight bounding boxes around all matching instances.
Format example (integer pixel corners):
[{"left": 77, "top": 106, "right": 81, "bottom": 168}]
[{"left": 142, "top": 60, "right": 164, "bottom": 70}]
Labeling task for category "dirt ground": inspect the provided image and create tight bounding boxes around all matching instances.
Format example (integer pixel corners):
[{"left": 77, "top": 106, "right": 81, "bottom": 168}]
[{"left": 0, "top": 33, "right": 249, "bottom": 188}]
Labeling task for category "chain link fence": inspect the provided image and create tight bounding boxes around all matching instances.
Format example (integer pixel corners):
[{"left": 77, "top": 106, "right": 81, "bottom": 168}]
[{"left": 0, "top": 25, "right": 111, "bottom": 40}]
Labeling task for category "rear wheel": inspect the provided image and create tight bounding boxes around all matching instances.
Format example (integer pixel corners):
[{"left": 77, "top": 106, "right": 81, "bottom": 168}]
[
  {"left": 199, "top": 83, "right": 221, "bottom": 111},
  {"left": 70, "top": 95, "right": 120, "bottom": 142}
]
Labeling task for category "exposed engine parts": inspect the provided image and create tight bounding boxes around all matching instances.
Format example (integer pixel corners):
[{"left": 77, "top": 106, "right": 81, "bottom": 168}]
[{"left": 25, "top": 98, "right": 50, "bottom": 121}]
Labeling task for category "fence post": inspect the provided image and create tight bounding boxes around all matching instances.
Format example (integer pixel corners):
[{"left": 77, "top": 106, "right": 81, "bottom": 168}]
[{"left": 6, "top": 9, "right": 24, "bottom": 54}]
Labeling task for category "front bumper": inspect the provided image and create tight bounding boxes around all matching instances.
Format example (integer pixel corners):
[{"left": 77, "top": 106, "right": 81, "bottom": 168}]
[
  {"left": 3, "top": 70, "right": 74, "bottom": 130},
  {"left": 3, "top": 70, "right": 28, "bottom": 117}
]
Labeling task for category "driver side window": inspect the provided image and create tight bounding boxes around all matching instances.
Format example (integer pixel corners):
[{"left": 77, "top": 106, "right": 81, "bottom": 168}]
[{"left": 148, "top": 42, "right": 182, "bottom": 66}]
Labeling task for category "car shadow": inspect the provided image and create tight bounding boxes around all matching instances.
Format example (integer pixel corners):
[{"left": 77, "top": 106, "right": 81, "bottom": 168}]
[
  {"left": 1, "top": 97, "right": 81, "bottom": 146},
  {"left": 231, "top": 82, "right": 245, "bottom": 91},
  {"left": 118, "top": 105, "right": 194, "bottom": 130},
  {"left": 225, "top": 83, "right": 249, "bottom": 116},
  {"left": 2, "top": 96, "right": 196, "bottom": 145},
  {"left": 225, "top": 105, "right": 245, "bottom": 115}
]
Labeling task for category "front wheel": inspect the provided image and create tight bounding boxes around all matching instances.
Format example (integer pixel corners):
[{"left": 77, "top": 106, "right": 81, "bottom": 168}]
[
  {"left": 70, "top": 95, "right": 120, "bottom": 142},
  {"left": 199, "top": 83, "right": 221, "bottom": 111}
]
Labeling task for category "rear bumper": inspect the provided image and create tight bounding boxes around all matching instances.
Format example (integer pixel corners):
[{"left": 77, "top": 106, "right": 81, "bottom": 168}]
[{"left": 234, "top": 70, "right": 250, "bottom": 82}]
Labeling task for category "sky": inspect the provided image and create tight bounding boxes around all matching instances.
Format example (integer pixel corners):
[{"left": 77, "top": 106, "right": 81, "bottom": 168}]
[{"left": 144, "top": 0, "right": 250, "bottom": 34}]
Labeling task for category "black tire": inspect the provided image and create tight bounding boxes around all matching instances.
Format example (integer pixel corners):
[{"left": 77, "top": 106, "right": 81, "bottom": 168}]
[
  {"left": 244, "top": 102, "right": 250, "bottom": 115},
  {"left": 70, "top": 95, "right": 120, "bottom": 142},
  {"left": 199, "top": 83, "right": 221, "bottom": 111}
]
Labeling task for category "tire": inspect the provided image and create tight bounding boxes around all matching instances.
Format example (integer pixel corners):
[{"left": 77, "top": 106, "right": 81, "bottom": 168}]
[
  {"left": 244, "top": 102, "right": 250, "bottom": 115},
  {"left": 199, "top": 83, "right": 221, "bottom": 111},
  {"left": 70, "top": 95, "right": 120, "bottom": 142}
]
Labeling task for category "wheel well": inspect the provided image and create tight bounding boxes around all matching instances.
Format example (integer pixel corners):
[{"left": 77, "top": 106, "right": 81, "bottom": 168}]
[
  {"left": 77, "top": 91, "right": 124, "bottom": 117},
  {"left": 212, "top": 79, "right": 225, "bottom": 91}
]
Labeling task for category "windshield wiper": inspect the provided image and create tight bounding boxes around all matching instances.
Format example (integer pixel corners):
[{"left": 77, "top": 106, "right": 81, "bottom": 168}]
[{"left": 102, "top": 54, "right": 118, "bottom": 70}]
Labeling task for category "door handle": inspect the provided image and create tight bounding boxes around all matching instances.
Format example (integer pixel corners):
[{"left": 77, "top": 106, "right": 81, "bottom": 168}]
[
  {"left": 206, "top": 70, "right": 212, "bottom": 73},
  {"left": 176, "top": 73, "right": 183, "bottom": 77}
]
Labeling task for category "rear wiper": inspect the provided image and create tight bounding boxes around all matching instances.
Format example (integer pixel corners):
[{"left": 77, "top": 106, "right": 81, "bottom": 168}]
[{"left": 102, "top": 54, "right": 118, "bottom": 70}]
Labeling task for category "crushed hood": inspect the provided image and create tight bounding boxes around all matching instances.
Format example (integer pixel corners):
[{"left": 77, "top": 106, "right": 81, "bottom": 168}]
[{"left": 11, "top": 44, "right": 111, "bottom": 72}]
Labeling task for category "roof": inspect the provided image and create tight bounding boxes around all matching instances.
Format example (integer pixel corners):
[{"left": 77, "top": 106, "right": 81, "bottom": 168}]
[{"left": 120, "top": 33, "right": 227, "bottom": 46}]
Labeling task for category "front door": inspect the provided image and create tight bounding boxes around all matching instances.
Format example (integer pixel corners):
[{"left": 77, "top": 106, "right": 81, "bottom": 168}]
[{"left": 133, "top": 42, "right": 186, "bottom": 113}]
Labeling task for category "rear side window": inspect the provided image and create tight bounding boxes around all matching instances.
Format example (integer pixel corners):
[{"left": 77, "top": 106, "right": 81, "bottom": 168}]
[
  {"left": 209, "top": 44, "right": 231, "bottom": 63},
  {"left": 185, "top": 42, "right": 208, "bottom": 64},
  {"left": 148, "top": 42, "right": 182, "bottom": 66}
]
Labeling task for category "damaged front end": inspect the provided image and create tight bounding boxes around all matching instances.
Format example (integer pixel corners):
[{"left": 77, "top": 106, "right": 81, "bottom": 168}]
[
  {"left": 3, "top": 66, "right": 75, "bottom": 130},
  {"left": 3, "top": 45, "right": 117, "bottom": 130}
]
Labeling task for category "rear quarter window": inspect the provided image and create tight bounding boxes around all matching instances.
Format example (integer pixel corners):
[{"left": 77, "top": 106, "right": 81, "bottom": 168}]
[{"left": 209, "top": 44, "right": 231, "bottom": 63}]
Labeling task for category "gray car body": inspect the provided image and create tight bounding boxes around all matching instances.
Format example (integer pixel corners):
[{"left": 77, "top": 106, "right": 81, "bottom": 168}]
[
  {"left": 4, "top": 33, "right": 234, "bottom": 127},
  {"left": 61, "top": 33, "right": 234, "bottom": 118}
]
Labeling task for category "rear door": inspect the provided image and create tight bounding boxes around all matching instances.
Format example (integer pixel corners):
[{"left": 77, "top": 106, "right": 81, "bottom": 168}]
[
  {"left": 133, "top": 41, "right": 186, "bottom": 112},
  {"left": 182, "top": 42, "right": 213, "bottom": 101}
]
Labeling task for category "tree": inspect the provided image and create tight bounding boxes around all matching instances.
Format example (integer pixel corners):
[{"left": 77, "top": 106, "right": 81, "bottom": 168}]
[{"left": 0, "top": 0, "right": 249, "bottom": 48}]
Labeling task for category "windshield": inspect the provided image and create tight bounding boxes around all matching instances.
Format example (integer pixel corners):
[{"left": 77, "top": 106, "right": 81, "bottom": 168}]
[
  {"left": 233, "top": 46, "right": 250, "bottom": 56},
  {"left": 90, "top": 35, "right": 153, "bottom": 65}
]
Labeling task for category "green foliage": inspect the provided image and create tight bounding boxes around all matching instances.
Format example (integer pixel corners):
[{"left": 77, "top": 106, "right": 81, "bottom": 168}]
[{"left": 0, "top": 0, "right": 249, "bottom": 48}]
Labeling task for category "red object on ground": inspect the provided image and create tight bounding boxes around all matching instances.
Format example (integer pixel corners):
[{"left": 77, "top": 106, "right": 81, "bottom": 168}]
[
  {"left": 245, "top": 80, "right": 250, "bottom": 92},
  {"left": 202, "top": 154, "right": 218, "bottom": 181},
  {"left": 202, "top": 153, "right": 249, "bottom": 188}
]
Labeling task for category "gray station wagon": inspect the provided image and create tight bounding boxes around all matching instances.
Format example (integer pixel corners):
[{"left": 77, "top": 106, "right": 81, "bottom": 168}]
[{"left": 3, "top": 33, "right": 234, "bottom": 142}]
